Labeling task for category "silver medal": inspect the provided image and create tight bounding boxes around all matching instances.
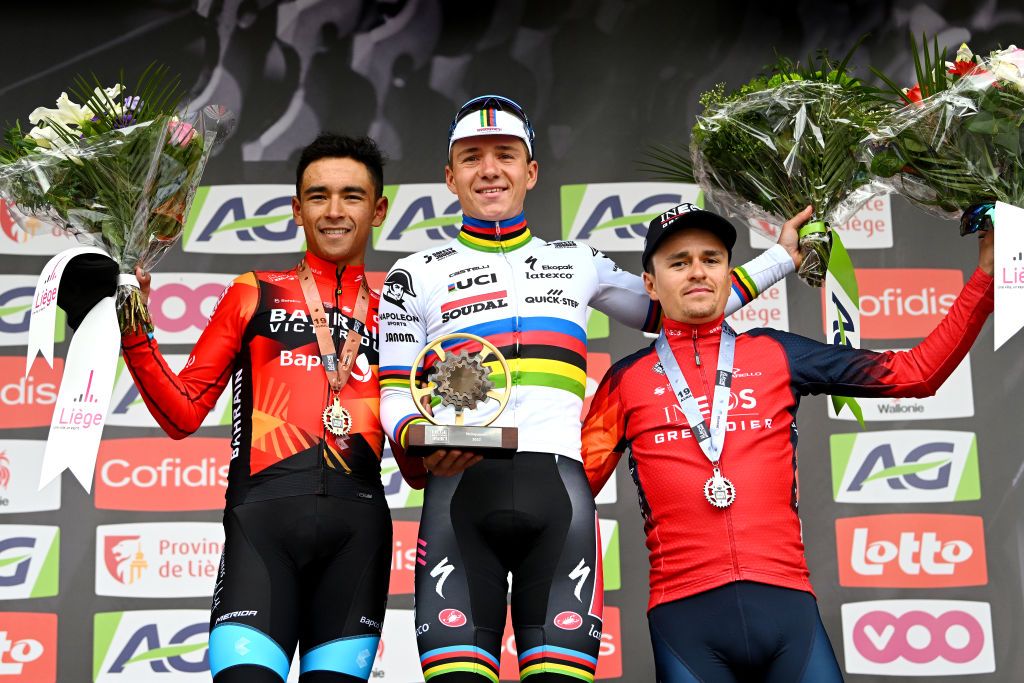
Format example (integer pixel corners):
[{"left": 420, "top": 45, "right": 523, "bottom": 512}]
[
  {"left": 703, "top": 467, "right": 736, "bottom": 508},
  {"left": 322, "top": 398, "right": 352, "bottom": 437}
]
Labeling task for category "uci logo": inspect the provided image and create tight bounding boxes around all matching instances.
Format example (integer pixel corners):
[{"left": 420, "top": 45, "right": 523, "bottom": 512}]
[
  {"left": 183, "top": 185, "right": 302, "bottom": 254},
  {"left": 560, "top": 182, "right": 702, "bottom": 251},
  {"left": 373, "top": 184, "right": 461, "bottom": 253}
]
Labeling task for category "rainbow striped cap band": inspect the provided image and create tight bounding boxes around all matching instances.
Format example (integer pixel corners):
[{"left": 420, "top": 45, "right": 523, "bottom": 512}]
[{"left": 449, "top": 108, "right": 533, "bottom": 157}]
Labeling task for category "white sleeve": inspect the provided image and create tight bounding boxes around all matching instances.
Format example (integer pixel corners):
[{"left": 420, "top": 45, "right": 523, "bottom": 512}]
[
  {"left": 588, "top": 248, "right": 662, "bottom": 333},
  {"left": 723, "top": 244, "right": 794, "bottom": 316},
  {"left": 378, "top": 260, "right": 431, "bottom": 447}
]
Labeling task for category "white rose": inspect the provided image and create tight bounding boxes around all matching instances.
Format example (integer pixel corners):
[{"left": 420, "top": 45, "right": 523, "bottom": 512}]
[{"left": 989, "top": 47, "right": 1024, "bottom": 93}]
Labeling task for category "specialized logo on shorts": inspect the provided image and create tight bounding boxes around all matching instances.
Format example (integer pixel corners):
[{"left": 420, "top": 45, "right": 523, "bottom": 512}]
[
  {"left": 841, "top": 600, "right": 995, "bottom": 676},
  {"left": 0, "top": 526, "right": 59, "bottom": 599},
  {"left": 0, "top": 612, "right": 57, "bottom": 681},
  {"left": 372, "top": 184, "right": 461, "bottom": 252},
  {"left": 0, "top": 441, "right": 61, "bottom": 513},
  {"left": 830, "top": 430, "right": 980, "bottom": 503},
  {"left": 430, "top": 557, "right": 455, "bottom": 599},
  {"left": 828, "top": 350, "right": 974, "bottom": 421},
  {"left": 93, "top": 610, "right": 209, "bottom": 681},
  {"left": 553, "top": 611, "right": 583, "bottom": 630},
  {"left": 560, "top": 182, "right": 702, "bottom": 251},
  {"left": 438, "top": 609, "right": 467, "bottom": 628},
  {"left": 836, "top": 514, "right": 987, "bottom": 588},
  {"left": 182, "top": 185, "right": 301, "bottom": 254}
]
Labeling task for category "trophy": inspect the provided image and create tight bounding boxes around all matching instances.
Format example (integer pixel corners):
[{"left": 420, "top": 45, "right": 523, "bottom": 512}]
[{"left": 407, "top": 333, "right": 518, "bottom": 457}]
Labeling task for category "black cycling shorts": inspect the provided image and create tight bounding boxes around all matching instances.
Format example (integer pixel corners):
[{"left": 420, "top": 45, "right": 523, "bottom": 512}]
[
  {"left": 414, "top": 454, "right": 604, "bottom": 682},
  {"left": 648, "top": 581, "right": 844, "bottom": 683},
  {"left": 208, "top": 489, "right": 391, "bottom": 682}
]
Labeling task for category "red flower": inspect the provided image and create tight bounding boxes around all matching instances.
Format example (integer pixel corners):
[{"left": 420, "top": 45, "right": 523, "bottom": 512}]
[
  {"left": 903, "top": 83, "right": 923, "bottom": 104},
  {"left": 948, "top": 60, "right": 979, "bottom": 77}
]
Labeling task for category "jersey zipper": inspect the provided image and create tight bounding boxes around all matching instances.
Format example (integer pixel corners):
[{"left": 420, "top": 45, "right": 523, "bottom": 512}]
[{"left": 693, "top": 328, "right": 741, "bottom": 578}]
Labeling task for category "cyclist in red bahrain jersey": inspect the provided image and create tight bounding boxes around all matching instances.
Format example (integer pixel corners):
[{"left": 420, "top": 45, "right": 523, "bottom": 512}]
[
  {"left": 121, "top": 134, "right": 424, "bottom": 683},
  {"left": 582, "top": 203, "right": 995, "bottom": 682}
]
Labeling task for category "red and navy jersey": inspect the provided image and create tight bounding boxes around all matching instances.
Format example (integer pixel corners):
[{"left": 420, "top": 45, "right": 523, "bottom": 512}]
[
  {"left": 122, "top": 251, "right": 422, "bottom": 507},
  {"left": 582, "top": 269, "right": 993, "bottom": 610}
]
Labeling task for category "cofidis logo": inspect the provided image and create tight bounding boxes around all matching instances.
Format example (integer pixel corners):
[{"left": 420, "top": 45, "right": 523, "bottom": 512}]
[
  {"left": 0, "top": 357, "right": 62, "bottom": 428},
  {"left": 825, "top": 268, "right": 964, "bottom": 340},
  {"left": 828, "top": 350, "right": 974, "bottom": 422},
  {"left": 0, "top": 526, "right": 59, "bottom": 599},
  {"left": 841, "top": 600, "right": 994, "bottom": 676},
  {"left": 836, "top": 514, "right": 987, "bottom": 588},
  {"left": 96, "top": 523, "right": 223, "bottom": 598},
  {"left": 93, "top": 610, "right": 208, "bottom": 682},
  {"left": 0, "top": 441, "right": 61, "bottom": 513},
  {"left": 830, "top": 430, "right": 979, "bottom": 503},
  {"left": 0, "top": 612, "right": 57, "bottom": 681},
  {"left": 561, "top": 182, "right": 701, "bottom": 252},
  {"left": 373, "top": 184, "right": 461, "bottom": 253},
  {"left": 94, "top": 439, "right": 229, "bottom": 511},
  {"left": 182, "top": 185, "right": 301, "bottom": 254}
]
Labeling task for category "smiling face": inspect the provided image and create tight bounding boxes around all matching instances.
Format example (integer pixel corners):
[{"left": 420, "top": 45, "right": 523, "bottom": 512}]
[
  {"left": 445, "top": 135, "right": 538, "bottom": 221},
  {"left": 292, "top": 157, "right": 388, "bottom": 266},
  {"left": 643, "top": 227, "right": 732, "bottom": 324}
]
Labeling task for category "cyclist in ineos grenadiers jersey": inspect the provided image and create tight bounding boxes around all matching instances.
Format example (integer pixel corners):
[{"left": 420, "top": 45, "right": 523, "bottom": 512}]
[
  {"left": 378, "top": 96, "right": 806, "bottom": 683},
  {"left": 121, "top": 135, "right": 421, "bottom": 683},
  {"left": 582, "top": 204, "right": 995, "bottom": 682}
]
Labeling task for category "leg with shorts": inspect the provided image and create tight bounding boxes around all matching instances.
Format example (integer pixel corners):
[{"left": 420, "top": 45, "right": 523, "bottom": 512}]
[
  {"left": 209, "top": 493, "right": 391, "bottom": 682},
  {"left": 647, "top": 581, "right": 844, "bottom": 683}
]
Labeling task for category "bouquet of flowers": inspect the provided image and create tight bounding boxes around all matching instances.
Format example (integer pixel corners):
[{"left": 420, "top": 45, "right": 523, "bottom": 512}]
[
  {"left": 0, "top": 64, "right": 233, "bottom": 332},
  {"left": 679, "top": 47, "right": 887, "bottom": 287},
  {"left": 865, "top": 37, "right": 1024, "bottom": 234}
]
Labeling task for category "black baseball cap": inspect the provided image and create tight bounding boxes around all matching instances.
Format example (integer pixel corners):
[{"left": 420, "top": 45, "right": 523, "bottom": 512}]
[{"left": 641, "top": 203, "right": 737, "bottom": 270}]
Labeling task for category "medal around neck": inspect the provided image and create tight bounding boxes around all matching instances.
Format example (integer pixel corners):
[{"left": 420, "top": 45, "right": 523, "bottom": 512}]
[
  {"left": 407, "top": 333, "right": 518, "bottom": 457},
  {"left": 704, "top": 467, "right": 736, "bottom": 508},
  {"left": 323, "top": 397, "right": 352, "bottom": 437}
]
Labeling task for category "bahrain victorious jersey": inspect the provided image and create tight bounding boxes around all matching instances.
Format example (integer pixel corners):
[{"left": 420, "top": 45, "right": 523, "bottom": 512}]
[
  {"left": 583, "top": 269, "right": 994, "bottom": 610},
  {"left": 378, "top": 212, "right": 794, "bottom": 461},
  {"left": 122, "top": 251, "right": 412, "bottom": 507}
]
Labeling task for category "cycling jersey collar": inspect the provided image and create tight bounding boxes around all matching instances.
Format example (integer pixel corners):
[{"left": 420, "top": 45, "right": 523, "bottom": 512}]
[
  {"left": 302, "top": 250, "right": 366, "bottom": 286},
  {"left": 457, "top": 211, "right": 532, "bottom": 252},
  {"left": 662, "top": 314, "right": 727, "bottom": 340}
]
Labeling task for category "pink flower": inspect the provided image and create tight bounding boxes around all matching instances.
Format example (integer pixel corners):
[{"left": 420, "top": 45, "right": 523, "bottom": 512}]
[{"left": 167, "top": 119, "right": 196, "bottom": 147}]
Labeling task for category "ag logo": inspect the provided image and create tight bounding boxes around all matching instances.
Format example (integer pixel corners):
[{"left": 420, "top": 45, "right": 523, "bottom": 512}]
[
  {"left": 0, "top": 276, "right": 66, "bottom": 346},
  {"left": 0, "top": 526, "right": 59, "bottom": 599},
  {"left": 373, "top": 184, "right": 461, "bottom": 252},
  {"left": 831, "top": 430, "right": 979, "bottom": 503},
  {"left": 182, "top": 185, "right": 301, "bottom": 254},
  {"left": 560, "top": 182, "right": 702, "bottom": 251},
  {"left": 93, "top": 610, "right": 209, "bottom": 681}
]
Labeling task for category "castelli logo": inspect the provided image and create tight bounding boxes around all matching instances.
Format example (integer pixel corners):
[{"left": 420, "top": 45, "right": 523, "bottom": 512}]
[
  {"left": 554, "top": 611, "right": 583, "bottom": 630},
  {"left": 438, "top": 609, "right": 466, "bottom": 628}
]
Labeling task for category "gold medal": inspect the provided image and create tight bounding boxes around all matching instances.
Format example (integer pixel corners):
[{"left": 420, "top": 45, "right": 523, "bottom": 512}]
[{"left": 322, "top": 397, "right": 352, "bottom": 437}]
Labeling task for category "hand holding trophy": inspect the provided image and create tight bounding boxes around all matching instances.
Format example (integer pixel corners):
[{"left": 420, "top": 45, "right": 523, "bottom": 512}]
[{"left": 407, "top": 333, "right": 518, "bottom": 458}]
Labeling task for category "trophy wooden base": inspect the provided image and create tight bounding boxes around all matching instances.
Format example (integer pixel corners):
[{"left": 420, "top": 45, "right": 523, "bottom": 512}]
[{"left": 407, "top": 424, "right": 519, "bottom": 459}]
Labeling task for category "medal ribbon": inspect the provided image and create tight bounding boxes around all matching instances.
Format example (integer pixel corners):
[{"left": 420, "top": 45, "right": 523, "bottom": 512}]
[
  {"left": 296, "top": 259, "right": 370, "bottom": 395},
  {"left": 654, "top": 322, "right": 736, "bottom": 466}
]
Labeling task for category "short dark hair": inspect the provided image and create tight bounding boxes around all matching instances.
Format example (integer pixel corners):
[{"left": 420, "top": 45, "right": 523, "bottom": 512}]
[{"left": 295, "top": 133, "right": 386, "bottom": 198}]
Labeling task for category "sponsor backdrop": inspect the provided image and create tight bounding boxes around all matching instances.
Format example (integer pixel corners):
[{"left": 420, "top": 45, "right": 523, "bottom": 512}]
[{"left": 1, "top": 2, "right": 1022, "bottom": 681}]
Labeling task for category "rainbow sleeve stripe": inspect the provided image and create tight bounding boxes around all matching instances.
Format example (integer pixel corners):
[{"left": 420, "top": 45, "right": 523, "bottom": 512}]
[
  {"left": 395, "top": 413, "right": 426, "bottom": 447},
  {"left": 518, "top": 645, "right": 597, "bottom": 682},
  {"left": 421, "top": 645, "right": 500, "bottom": 683},
  {"left": 730, "top": 264, "right": 759, "bottom": 306},
  {"left": 642, "top": 299, "right": 663, "bottom": 333},
  {"left": 380, "top": 365, "right": 414, "bottom": 391}
]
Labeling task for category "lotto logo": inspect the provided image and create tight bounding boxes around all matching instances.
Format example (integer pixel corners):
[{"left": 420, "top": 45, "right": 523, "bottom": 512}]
[
  {"left": 0, "top": 612, "right": 57, "bottom": 682},
  {"left": 836, "top": 514, "right": 987, "bottom": 588},
  {"left": 841, "top": 600, "right": 994, "bottom": 675}
]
